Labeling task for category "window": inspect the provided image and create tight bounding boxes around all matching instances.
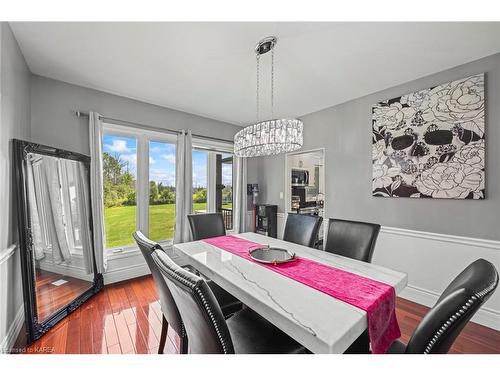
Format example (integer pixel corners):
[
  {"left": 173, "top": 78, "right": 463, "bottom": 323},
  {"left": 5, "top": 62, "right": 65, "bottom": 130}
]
[
  {"left": 101, "top": 123, "right": 234, "bottom": 251},
  {"left": 102, "top": 134, "right": 137, "bottom": 249},
  {"left": 192, "top": 150, "right": 208, "bottom": 213},
  {"left": 149, "top": 141, "right": 176, "bottom": 242},
  {"left": 102, "top": 124, "right": 178, "bottom": 250}
]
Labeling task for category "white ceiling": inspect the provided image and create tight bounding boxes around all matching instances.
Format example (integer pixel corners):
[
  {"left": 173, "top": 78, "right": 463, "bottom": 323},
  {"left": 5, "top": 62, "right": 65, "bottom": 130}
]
[{"left": 10, "top": 22, "right": 500, "bottom": 126}]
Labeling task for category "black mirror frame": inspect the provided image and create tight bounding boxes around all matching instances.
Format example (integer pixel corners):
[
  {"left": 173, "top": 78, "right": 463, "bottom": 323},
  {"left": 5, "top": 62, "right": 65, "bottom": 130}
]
[{"left": 13, "top": 139, "right": 104, "bottom": 344}]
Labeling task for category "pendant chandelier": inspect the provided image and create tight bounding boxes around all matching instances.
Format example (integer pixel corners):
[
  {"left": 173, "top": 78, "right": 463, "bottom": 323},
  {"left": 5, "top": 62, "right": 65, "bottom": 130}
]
[{"left": 234, "top": 36, "right": 303, "bottom": 157}]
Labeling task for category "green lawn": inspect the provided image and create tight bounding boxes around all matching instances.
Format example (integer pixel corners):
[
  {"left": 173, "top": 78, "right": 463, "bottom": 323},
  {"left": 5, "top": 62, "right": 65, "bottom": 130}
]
[{"left": 104, "top": 202, "right": 231, "bottom": 248}]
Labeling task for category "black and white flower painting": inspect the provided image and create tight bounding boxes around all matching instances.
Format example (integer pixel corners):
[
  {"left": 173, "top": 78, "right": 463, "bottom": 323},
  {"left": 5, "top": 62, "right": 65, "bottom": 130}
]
[{"left": 372, "top": 73, "right": 485, "bottom": 199}]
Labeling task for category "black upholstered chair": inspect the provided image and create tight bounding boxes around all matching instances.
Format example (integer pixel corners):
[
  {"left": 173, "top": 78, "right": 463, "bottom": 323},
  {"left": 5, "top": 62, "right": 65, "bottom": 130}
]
[
  {"left": 324, "top": 218, "right": 381, "bottom": 263},
  {"left": 283, "top": 213, "right": 323, "bottom": 248},
  {"left": 133, "top": 231, "right": 241, "bottom": 354},
  {"left": 388, "top": 259, "right": 498, "bottom": 354},
  {"left": 188, "top": 213, "right": 226, "bottom": 241},
  {"left": 151, "top": 249, "right": 308, "bottom": 354}
]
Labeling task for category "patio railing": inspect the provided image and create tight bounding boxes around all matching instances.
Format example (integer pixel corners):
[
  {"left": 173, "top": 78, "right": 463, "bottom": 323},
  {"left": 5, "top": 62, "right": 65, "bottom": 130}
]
[{"left": 220, "top": 207, "right": 233, "bottom": 230}]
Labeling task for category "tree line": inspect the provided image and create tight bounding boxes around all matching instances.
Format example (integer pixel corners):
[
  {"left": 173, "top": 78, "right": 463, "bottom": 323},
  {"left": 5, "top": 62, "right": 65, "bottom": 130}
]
[{"left": 103, "top": 152, "right": 231, "bottom": 208}]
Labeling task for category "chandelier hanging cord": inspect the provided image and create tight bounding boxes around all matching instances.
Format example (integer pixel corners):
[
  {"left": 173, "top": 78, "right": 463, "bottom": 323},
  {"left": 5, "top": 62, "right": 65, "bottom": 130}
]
[
  {"left": 256, "top": 54, "right": 260, "bottom": 121},
  {"left": 271, "top": 48, "right": 275, "bottom": 119}
]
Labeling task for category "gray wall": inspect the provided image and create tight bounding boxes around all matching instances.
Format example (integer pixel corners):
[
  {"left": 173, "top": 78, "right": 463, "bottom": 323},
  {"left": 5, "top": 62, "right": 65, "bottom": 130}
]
[
  {"left": 248, "top": 53, "right": 500, "bottom": 241},
  {"left": 30, "top": 75, "right": 240, "bottom": 156},
  {"left": 0, "top": 23, "right": 31, "bottom": 348}
]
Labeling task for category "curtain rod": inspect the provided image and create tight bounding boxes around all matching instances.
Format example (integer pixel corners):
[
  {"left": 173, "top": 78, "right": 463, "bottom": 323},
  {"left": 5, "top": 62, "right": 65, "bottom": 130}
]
[{"left": 74, "top": 111, "right": 235, "bottom": 144}]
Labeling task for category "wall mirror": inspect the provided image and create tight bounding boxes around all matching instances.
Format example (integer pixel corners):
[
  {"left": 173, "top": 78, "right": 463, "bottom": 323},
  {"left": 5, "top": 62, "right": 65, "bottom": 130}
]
[
  {"left": 13, "top": 139, "right": 103, "bottom": 343},
  {"left": 285, "top": 148, "right": 326, "bottom": 248}
]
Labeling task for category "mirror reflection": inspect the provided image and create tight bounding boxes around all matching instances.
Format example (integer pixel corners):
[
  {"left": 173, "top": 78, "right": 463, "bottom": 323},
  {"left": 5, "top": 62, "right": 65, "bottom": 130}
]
[
  {"left": 26, "top": 152, "right": 94, "bottom": 322},
  {"left": 286, "top": 149, "right": 325, "bottom": 248}
]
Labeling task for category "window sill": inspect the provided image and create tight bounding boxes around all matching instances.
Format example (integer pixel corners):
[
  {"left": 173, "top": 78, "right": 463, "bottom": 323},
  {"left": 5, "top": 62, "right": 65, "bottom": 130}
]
[{"left": 106, "top": 239, "right": 174, "bottom": 260}]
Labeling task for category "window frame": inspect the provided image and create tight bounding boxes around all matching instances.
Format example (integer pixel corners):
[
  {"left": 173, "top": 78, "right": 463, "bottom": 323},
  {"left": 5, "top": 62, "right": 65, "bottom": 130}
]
[
  {"left": 102, "top": 123, "right": 177, "bottom": 253},
  {"left": 192, "top": 138, "right": 235, "bottom": 232},
  {"left": 102, "top": 123, "right": 235, "bottom": 253}
]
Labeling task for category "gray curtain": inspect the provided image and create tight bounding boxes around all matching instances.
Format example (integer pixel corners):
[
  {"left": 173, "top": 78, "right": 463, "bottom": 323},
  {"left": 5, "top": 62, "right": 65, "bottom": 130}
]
[
  {"left": 233, "top": 156, "right": 247, "bottom": 233},
  {"left": 41, "top": 157, "right": 72, "bottom": 264},
  {"left": 74, "top": 161, "right": 94, "bottom": 274},
  {"left": 89, "top": 111, "right": 107, "bottom": 273},
  {"left": 174, "top": 130, "right": 193, "bottom": 244},
  {"left": 26, "top": 157, "right": 46, "bottom": 261}
]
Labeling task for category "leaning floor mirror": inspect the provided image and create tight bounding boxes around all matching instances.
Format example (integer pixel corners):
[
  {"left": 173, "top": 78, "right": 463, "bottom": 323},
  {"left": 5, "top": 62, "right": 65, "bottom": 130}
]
[{"left": 13, "top": 139, "right": 103, "bottom": 343}]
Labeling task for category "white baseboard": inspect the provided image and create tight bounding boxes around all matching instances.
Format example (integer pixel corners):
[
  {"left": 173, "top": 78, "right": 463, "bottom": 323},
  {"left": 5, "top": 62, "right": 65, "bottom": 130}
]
[
  {"left": 103, "top": 263, "right": 150, "bottom": 285},
  {"left": 38, "top": 258, "right": 93, "bottom": 282},
  {"left": 0, "top": 305, "right": 24, "bottom": 353},
  {"left": 400, "top": 284, "right": 500, "bottom": 331}
]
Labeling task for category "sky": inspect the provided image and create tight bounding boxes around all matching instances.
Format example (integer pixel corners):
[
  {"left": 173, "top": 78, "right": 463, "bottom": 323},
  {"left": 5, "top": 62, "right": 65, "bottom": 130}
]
[{"left": 103, "top": 134, "right": 232, "bottom": 188}]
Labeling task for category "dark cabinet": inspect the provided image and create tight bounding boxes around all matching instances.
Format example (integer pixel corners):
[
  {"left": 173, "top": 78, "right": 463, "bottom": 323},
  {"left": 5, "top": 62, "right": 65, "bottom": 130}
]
[{"left": 255, "top": 204, "right": 277, "bottom": 238}]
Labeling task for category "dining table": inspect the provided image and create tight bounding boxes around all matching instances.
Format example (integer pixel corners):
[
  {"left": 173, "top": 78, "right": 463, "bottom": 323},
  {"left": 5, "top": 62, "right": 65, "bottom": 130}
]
[{"left": 171, "top": 232, "right": 408, "bottom": 354}]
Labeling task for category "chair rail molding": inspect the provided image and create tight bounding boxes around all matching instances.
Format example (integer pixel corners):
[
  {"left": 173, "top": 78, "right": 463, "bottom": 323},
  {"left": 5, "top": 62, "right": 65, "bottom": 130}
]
[
  {"left": 0, "top": 244, "right": 17, "bottom": 265},
  {"left": 275, "top": 214, "right": 500, "bottom": 331},
  {"left": 380, "top": 226, "right": 500, "bottom": 250},
  {"left": 374, "top": 226, "right": 500, "bottom": 331}
]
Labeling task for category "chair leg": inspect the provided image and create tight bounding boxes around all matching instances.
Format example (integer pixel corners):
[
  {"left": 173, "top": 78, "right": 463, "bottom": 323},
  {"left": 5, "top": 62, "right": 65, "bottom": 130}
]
[
  {"left": 158, "top": 316, "right": 168, "bottom": 354},
  {"left": 179, "top": 335, "right": 189, "bottom": 354}
]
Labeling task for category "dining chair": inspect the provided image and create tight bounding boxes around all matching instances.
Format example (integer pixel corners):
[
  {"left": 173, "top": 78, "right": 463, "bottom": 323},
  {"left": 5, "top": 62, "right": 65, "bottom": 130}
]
[
  {"left": 283, "top": 213, "right": 323, "bottom": 248},
  {"left": 151, "top": 248, "right": 309, "bottom": 354},
  {"left": 188, "top": 212, "right": 226, "bottom": 240},
  {"left": 187, "top": 212, "right": 244, "bottom": 313},
  {"left": 324, "top": 218, "right": 381, "bottom": 263},
  {"left": 387, "top": 258, "right": 498, "bottom": 354},
  {"left": 133, "top": 231, "right": 242, "bottom": 354}
]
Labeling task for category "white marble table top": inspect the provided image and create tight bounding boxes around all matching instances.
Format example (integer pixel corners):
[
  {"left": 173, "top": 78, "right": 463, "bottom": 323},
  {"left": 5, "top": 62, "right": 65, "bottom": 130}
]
[{"left": 173, "top": 232, "right": 407, "bottom": 353}]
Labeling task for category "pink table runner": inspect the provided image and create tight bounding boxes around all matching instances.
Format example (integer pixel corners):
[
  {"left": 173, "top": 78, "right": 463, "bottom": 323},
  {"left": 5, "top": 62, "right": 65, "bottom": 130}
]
[{"left": 202, "top": 235, "right": 400, "bottom": 354}]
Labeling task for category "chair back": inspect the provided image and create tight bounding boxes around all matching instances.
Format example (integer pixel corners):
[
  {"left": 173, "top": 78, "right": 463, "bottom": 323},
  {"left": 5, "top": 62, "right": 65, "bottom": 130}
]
[
  {"left": 133, "top": 231, "right": 184, "bottom": 337},
  {"left": 152, "top": 249, "right": 235, "bottom": 354},
  {"left": 283, "top": 213, "right": 323, "bottom": 248},
  {"left": 188, "top": 213, "right": 226, "bottom": 240},
  {"left": 325, "top": 218, "right": 380, "bottom": 263},
  {"left": 406, "top": 259, "right": 498, "bottom": 354}
]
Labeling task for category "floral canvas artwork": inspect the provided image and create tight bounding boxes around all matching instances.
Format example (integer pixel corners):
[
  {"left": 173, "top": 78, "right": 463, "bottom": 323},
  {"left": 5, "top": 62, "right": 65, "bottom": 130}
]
[{"left": 372, "top": 73, "right": 485, "bottom": 199}]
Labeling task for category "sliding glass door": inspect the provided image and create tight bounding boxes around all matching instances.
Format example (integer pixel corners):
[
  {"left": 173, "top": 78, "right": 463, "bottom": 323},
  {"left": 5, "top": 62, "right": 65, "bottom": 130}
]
[
  {"left": 193, "top": 148, "right": 233, "bottom": 230},
  {"left": 219, "top": 152, "right": 233, "bottom": 230}
]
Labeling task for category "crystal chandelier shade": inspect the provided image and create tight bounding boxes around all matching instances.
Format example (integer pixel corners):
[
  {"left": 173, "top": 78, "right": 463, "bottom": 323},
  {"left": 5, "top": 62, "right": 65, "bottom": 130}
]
[
  {"left": 234, "top": 118, "right": 303, "bottom": 157},
  {"left": 234, "top": 36, "right": 303, "bottom": 158}
]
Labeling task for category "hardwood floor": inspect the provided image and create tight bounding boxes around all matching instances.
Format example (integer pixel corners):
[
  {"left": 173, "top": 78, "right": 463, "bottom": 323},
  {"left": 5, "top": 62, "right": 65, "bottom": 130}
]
[
  {"left": 35, "top": 269, "right": 93, "bottom": 322},
  {"left": 14, "top": 275, "right": 500, "bottom": 354},
  {"left": 395, "top": 297, "right": 500, "bottom": 354}
]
